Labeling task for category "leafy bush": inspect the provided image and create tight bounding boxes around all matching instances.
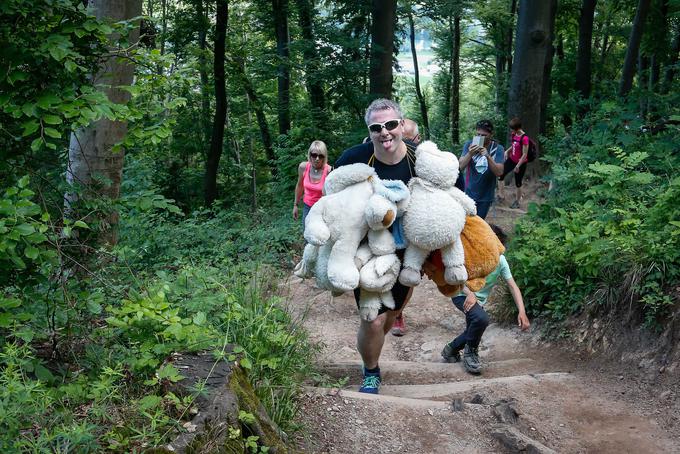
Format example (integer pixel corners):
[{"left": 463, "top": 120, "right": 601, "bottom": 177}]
[{"left": 508, "top": 102, "right": 680, "bottom": 328}]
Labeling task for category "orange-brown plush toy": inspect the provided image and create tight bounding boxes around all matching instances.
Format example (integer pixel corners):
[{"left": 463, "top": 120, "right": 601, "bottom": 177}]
[{"left": 422, "top": 215, "right": 505, "bottom": 297}]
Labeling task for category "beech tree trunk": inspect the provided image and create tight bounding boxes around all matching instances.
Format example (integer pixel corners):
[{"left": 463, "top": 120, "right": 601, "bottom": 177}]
[
  {"left": 450, "top": 12, "right": 460, "bottom": 145},
  {"left": 295, "top": 0, "right": 326, "bottom": 128},
  {"left": 619, "top": 0, "right": 652, "bottom": 97},
  {"left": 369, "top": 0, "right": 396, "bottom": 99},
  {"left": 204, "top": 0, "right": 228, "bottom": 206},
  {"left": 65, "top": 0, "right": 142, "bottom": 247},
  {"left": 507, "top": 0, "right": 553, "bottom": 146},
  {"left": 575, "top": 0, "right": 597, "bottom": 99},
  {"left": 409, "top": 10, "right": 429, "bottom": 139},
  {"left": 272, "top": 0, "right": 290, "bottom": 135}
]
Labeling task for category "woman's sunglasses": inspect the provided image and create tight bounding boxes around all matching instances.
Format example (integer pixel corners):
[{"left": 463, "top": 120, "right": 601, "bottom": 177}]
[
  {"left": 310, "top": 153, "right": 326, "bottom": 159},
  {"left": 368, "top": 119, "right": 401, "bottom": 133}
]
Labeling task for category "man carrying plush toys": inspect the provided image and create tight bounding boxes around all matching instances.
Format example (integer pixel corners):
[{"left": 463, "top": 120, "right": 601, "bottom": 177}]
[
  {"left": 331, "top": 98, "right": 417, "bottom": 394},
  {"left": 296, "top": 98, "right": 529, "bottom": 394}
]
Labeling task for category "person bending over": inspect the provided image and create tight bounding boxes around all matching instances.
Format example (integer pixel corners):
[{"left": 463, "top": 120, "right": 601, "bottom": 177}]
[{"left": 441, "top": 224, "right": 530, "bottom": 374}]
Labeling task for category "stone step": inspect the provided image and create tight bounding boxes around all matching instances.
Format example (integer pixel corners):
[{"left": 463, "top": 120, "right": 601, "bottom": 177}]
[
  {"left": 317, "top": 358, "right": 542, "bottom": 385},
  {"left": 305, "top": 387, "right": 452, "bottom": 410},
  {"left": 378, "top": 372, "right": 572, "bottom": 400}
]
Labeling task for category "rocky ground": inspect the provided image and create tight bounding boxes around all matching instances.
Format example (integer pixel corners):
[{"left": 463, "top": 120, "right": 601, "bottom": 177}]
[{"left": 283, "top": 179, "right": 680, "bottom": 453}]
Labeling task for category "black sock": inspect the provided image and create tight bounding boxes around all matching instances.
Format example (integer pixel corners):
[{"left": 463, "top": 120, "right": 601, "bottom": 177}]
[{"left": 364, "top": 365, "right": 380, "bottom": 375}]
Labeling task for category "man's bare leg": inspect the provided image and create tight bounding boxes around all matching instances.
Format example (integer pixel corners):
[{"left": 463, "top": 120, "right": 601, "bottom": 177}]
[
  {"left": 357, "top": 312, "right": 390, "bottom": 369},
  {"left": 390, "top": 288, "right": 414, "bottom": 336},
  {"left": 358, "top": 289, "right": 413, "bottom": 367}
]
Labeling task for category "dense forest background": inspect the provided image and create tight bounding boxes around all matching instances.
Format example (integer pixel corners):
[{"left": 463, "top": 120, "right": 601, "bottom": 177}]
[{"left": 1, "top": 0, "right": 679, "bottom": 451}]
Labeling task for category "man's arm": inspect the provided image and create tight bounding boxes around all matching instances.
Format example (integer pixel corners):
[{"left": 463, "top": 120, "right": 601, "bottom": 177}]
[
  {"left": 484, "top": 145, "right": 504, "bottom": 177},
  {"left": 458, "top": 142, "right": 474, "bottom": 170}
]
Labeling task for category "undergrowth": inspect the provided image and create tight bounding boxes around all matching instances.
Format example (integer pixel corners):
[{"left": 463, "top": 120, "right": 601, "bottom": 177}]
[
  {"left": 506, "top": 100, "right": 680, "bottom": 330},
  {"left": 0, "top": 176, "right": 315, "bottom": 452}
]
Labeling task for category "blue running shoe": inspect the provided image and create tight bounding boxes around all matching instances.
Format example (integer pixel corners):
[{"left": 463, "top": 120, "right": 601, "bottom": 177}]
[{"left": 359, "top": 368, "right": 381, "bottom": 394}]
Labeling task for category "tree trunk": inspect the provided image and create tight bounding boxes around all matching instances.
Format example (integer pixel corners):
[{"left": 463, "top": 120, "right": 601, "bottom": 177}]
[
  {"left": 204, "top": 0, "right": 228, "bottom": 206},
  {"left": 575, "top": 0, "right": 597, "bottom": 99},
  {"left": 495, "top": 20, "right": 505, "bottom": 115},
  {"left": 449, "top": 13, "right": 460, "bottom": 145},
  {"left": 507, "top": 0, "right": 553, "bottom": 146},
  {"left": 246, "top": 100, "right": 257, "bottom": 211},
  {"left": 233, "top": 58, "right": 276, "bottom": 176},
  {"left": 409, "top": 10, "right": 429, "bottom": 138},
  {"left": 272, "top": 0, "right": 290, "bottom": 135},
  {"left": 619, "top": 0, "right": 652, "bottom": 97},
  {"left": 161, "top": 0, "right": 167, "bottom": 53},
  {"left": 649, "top": 0, "right": 669, "bottom": 93},
  {"left": 65, "top": 0, "right": 142, "bottom": 247},
  {"left": 639, "top": 54, "right": 649, "bottom": 117},
  {"left": 662, "top": 29, "right": 680, "bottom": 93},
  {"left": 506, "top": 0, "right": 518, "bottom": 76},
  {"left": 539, "top": 0, "right": 557, "bottom": 135},
  {"left": 197, "top": 0, "right": 211, "bottom": 148},
  {"left": 369, "top": 0, "right": 396, "bottom": 99},
  {"left": 295, "top": 0, "right": 326, "bottom": 129}
]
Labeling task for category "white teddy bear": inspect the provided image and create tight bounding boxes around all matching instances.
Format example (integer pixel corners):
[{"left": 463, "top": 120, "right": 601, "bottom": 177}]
[
  {"left": 398, "top": 140, "right": 477, "bottom": 287},
  {"left": 293, "top": 163, "right": 409, "bottom": 321}
]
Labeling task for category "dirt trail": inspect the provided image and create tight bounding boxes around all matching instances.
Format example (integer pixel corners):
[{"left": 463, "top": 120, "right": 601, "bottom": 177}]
[{"left": 284, "top": 185, "right": 679, "bottom": 453}]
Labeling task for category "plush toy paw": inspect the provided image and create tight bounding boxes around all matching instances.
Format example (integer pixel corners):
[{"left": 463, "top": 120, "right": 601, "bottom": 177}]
[
  {"left": 398, "top": 267, "right": 422, "bottom": 287},
  {"left": 293, "top": 259, "right": 309, "bottom": 278},
  {"left": 359, "top": 299, "right": 381, "bottom": 322},
  {"left": 445, "top": 264, "right": 468, "bottom": 285}
]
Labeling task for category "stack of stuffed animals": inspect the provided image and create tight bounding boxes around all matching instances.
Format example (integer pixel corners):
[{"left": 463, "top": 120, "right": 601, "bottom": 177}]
[{"left": 294, "top": 141, "right": 505, "bottom": 321}]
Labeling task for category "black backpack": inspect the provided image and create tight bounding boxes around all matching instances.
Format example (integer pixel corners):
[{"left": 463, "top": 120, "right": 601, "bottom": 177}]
[{"left": 520, "top": 134, "right": 538, "bottom": 162}]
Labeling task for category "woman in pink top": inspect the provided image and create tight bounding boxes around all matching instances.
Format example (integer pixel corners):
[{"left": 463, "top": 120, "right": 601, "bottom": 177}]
[
  {"left": 293, "top": 140, "right": 331, "bottom": 228},
  {"left": 500, "top": 117, "right": 530, "bottom": 209}
]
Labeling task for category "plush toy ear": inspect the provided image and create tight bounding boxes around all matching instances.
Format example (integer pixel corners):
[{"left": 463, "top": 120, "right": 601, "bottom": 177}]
[
  {"left": 382, "top": 208, "right": 395, "bottom": 227},
  {"left": 365, "top": 194, "right": 397, "bottom": 230}
]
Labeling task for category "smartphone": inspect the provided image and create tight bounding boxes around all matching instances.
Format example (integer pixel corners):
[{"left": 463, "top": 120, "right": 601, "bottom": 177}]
[{"left": 472, "top": 135, "right": 485, "bottom": 147}]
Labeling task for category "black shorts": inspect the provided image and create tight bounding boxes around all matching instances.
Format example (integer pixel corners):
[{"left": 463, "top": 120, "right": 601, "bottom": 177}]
[
  {"left": 500, "top": 159, "right": 527, "bottom": 188},
  {"left": 353, "top": 249, "right": 410, "bottom": 316}
]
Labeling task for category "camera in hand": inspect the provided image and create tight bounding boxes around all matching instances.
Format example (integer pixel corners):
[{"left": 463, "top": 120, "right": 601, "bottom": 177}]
[{"left": 472, "top": 135, "right": 485, "bottom": 147}]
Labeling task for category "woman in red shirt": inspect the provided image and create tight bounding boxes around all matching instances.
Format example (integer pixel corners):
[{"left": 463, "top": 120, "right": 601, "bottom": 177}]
[
  {"left": 293, "top": 140, "right": 332, "bottom": 229},
  {"left": 500, "top": 117, "right": 530, "bottom": 209}
]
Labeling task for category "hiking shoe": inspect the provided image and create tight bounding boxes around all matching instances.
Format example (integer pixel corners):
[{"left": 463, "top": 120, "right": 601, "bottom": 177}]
[
  {"left": 359, "top": 368, "right": 381, "bottom": 394},
  {"left": 463, "top": 344, "right": 481, "bottom": 374},
  {"left": 391, "top": 314, "right": 406, "bottom": 337},
  {"left": 510, "top": 200, "right": 520, "bottom": 209},
  {"left": 441, "top": 343, "right": 462, "bottom": 363}
]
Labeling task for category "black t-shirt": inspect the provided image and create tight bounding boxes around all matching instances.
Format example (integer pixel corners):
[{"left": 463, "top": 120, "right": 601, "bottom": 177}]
[{"left": 335, "top": 140, "right": 417, "bottom": 186}]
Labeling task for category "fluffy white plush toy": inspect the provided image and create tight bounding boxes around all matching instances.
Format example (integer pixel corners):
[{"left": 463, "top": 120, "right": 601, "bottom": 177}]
[
  {"left": 398, "top": 140, "right": 477, "bottom": 287},
  {"left": 295, "top": 163, "right": 410, "bottom": 301},
  {"left": 353, "top": 243, "right": 401, "bottom": 321}
]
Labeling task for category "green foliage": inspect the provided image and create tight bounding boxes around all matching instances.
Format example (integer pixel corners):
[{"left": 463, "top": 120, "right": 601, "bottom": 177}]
[
  {"left": 508, "top": 101, "right": 680, "bottom": 328},
  {"left": 0, "top": 0, "right": 130, "bottom": 165},
  {"left": 0, "top": 169, "right": 314, "bottom": 450}
]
